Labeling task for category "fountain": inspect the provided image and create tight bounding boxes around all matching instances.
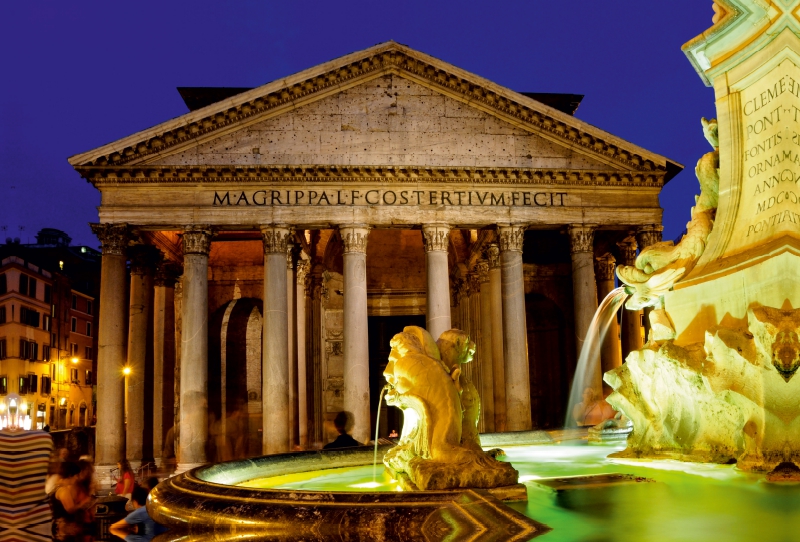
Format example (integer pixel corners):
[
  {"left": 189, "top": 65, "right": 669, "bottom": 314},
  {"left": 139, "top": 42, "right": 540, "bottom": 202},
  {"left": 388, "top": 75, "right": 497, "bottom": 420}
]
[{"left": 609, "top": 0, "right": 800, "bottom": 476}]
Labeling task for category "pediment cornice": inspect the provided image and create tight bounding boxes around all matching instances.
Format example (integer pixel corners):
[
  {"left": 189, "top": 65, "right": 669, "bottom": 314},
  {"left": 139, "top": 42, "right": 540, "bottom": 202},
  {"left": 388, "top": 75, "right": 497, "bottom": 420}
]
[
  {"left": 77, "top": 164, "right": 665, "bottom": 188},
  {"left": 69, "top": 42, "right": 682, "bottom": 180}
]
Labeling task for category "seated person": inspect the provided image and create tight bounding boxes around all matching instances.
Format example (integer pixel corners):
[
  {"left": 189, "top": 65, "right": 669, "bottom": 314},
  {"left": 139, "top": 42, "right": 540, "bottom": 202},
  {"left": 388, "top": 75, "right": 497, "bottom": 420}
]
[
  {"left": 109, "top": 485, "right": 166, "bottom": 541},
  {"left": 323, "top": 411, "right": 361, "bottom": 449}
]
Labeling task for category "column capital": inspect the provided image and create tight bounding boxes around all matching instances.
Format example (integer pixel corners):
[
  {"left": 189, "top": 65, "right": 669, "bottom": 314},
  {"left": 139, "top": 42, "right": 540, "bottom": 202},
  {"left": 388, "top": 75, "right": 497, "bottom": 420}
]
[
  {"left": 155, "top": 261, "right": 182, "bottom": 287},
  {"left": 497, "top": 224, "right": 526, "bottom": 253},
  {"left": 468, "top": 272, "right": 482, "bottom": 294},
  {"left": 636, "top": 224, "right": 663, "bottom": 250},
  {"left": 339, "top": 224, "right": 371, "bottom": 254},
  {"left": 422, "top": 223, "right": 451, "bottom": 253},
  {"left": 594, "top": 253, "right": 616, "bottom": 281},
  {"left": 90, "top": 223, "right": 131, "bottom": 256},
  {"left": 296, "top": 259, "right": 310, "bottom": 285},
  {"left": 616, "top": 234, "right": 638, "bottom": 266},
  {"left": 182, "top": 227, "right": 213, "bottom": 255},
  {"left": 476, "top": 260, "right": 490, "bottom": 283},
  {"left": 128, "top": 245, "right": 162, "bottom": 275},
  {"left": 260, "top": 225, "right": 293, "bottom": 255},
  {"left": 568, "top": 224, "right": 597, "bottom": 254},
  {"left": 486, "top": 243, "right": 501, "bottom": 268}
]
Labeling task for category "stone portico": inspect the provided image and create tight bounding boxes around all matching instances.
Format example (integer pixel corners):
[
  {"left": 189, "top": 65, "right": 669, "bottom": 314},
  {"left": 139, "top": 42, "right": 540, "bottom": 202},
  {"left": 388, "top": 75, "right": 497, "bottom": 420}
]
[{"left": 70, "top": 42, "right": 679, "bottom": 475}]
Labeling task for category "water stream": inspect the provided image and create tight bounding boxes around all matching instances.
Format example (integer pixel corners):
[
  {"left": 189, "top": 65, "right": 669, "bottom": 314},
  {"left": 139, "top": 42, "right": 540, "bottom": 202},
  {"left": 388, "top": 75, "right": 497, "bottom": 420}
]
[
  {"left": 372, "top": 385, "right": 387, "bottom": 483},
  {"left": 564, "top": 286, "right": 628, "bottom": 427}
]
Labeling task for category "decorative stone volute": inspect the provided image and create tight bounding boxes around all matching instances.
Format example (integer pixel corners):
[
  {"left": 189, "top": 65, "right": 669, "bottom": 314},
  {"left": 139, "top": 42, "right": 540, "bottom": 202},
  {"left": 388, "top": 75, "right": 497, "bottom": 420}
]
[
  {"left": 91, "top": 223, "right": 131, "bottom": 256},
  {"left": 128, "top": 245, "right": 162, "bottom": 275},
  {"left": 339, "top": 225, "right": 370, "bottom": 254},
  {"left": 616, "top": 234, "right": 638, "bottom": 266},
  {"left": 154, "top": 261, "right": 182, "bottom": 287},
  {"left": 594, "top": 253, "right": 616, "bottom": 281},
  {"left": 182, "top": 227, "right": 213, "bottom": 255},
  {"left": 468, "top": 272, "right": 482, "bottom": 294},
  {"left": 567, "top": 224, "right": 596, "bottom": 254},
  {"left": 260, "top": 226, "right": 293, "bottom": 255},
  {"left": 422, "top": 224, "right": 450, "bottom": 253},
  {"left": 497, "top": 225, "right": 525, "bottom": 253},
  {"left": 635, "top": 225, "right": 662, "bottom": 250},
  {"left": 486, "top": 244, "right": 500, "bottom": 269}
]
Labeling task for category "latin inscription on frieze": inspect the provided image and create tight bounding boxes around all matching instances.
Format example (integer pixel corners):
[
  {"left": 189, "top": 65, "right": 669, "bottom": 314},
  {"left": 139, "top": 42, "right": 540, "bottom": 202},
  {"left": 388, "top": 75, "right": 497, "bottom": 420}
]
[
  {"left": 742, "top": 59, "right": 800, "bottom": 239},
  {"left": 212, "top": 189, "right": 569, "bottom": 207}
]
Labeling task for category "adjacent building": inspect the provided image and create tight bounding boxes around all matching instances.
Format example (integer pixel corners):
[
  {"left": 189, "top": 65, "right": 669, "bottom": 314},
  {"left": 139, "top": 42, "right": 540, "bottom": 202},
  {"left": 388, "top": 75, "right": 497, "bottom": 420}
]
[{"left": 0, "top": 230, "right": 100, "bottom": 432}]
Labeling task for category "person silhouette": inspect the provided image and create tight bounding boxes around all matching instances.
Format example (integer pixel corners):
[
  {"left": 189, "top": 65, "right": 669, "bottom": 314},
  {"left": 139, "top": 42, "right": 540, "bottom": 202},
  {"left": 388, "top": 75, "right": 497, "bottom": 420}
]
[{"left": 323, "top": 412, "right": 361, "bottom": 449}]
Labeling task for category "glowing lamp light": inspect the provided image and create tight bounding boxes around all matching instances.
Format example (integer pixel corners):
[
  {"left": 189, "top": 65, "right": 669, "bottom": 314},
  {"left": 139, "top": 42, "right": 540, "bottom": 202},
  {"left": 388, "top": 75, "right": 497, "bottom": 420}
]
[
  {"left": 0, "top": 402, "right": 5, "bottom": 414},
  {"left": 59, "top": 397, "right": 67, "bottom": 406},
  {"left": 123, "top": 367, "right": 131, "bottom": 376},
  {"left": 71, "top": 357, "right": 79, "bottom": 364}
]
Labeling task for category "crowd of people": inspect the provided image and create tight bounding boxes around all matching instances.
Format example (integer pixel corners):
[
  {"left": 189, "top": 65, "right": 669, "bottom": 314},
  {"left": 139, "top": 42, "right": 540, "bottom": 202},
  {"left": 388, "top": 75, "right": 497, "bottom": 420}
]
[{"left": 46, "top": 448, "right": 166, "bottom": 541}]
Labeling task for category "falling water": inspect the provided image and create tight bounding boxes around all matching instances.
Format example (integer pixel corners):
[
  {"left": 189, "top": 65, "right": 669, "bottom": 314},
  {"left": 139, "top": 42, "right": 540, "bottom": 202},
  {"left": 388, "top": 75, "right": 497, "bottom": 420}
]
[
  {"left": 564, "top": 286, "right": 628, "bottom": 427},
  {"left": 373, "top": 385, "right": 388, "bottom": 483}
]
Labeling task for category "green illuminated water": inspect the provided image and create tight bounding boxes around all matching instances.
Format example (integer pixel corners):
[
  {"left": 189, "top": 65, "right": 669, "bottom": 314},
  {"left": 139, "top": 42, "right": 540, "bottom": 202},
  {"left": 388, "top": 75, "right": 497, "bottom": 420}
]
[{"left": 242, "top": 442, "right": 800, "bottom": 541}]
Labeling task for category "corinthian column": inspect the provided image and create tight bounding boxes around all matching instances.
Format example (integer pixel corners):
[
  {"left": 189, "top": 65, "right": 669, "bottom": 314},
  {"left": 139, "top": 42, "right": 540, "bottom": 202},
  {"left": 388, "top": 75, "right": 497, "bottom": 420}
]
[
  {"left": 126, "top": 245, "right": 160, "bottom": 469},
  {"left": 569, "top": 224, "right": 601, "bottom": 396},
  {"left": 617, "top": 234, "right": 642, "bottom": 360},
  {"left": 477, "top": 260, "right": 494, "bottom": 432},
  {"left": 286, "top": 246, "right": 297, "bottom": 449},
  {"left": 422, "top": 224, "right": 451, "bottom": 341},
  {"left": 487, "top": 244, "right": 506, "bottom": 432},
  {"left": 595, "top": 253, "right": 622, "bottom": 390},
  {"left": 498, "top": 225, "right": 531, "bottom": 431},
  {"left": 296, "top": 260, "right": 309, "bottom": 449},
  {"left": 339, "top": 225, "right": 371, "bottom": 445},
  {"left": 261, "top": 226, "right": 293, "bottom": 454},
  {"left": 153, "top": 262, "right": 179, "bottom": 468},
  {"left": 90, "top": 223, "right": 130, "bottom": 486},
  {"left": 176, "top": 227, "right": 212, "bottom": 474}
]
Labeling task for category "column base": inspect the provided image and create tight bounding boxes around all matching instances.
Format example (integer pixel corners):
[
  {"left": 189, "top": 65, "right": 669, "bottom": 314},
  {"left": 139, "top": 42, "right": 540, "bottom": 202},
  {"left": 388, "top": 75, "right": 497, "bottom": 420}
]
[
  {"left": 174, "top": 462, "right": 207, "bottom": 476},
  {"left": 94, "top": 465, "right": 119, "bottom": 496},
  {"left": 129, "top": 459, "right": 142, "bottom": 471}
]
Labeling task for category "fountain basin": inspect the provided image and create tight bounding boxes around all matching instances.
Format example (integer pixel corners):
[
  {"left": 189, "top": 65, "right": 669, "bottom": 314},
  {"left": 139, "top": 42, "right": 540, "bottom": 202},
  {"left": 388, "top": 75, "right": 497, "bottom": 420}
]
[
  {"left": 150, "top": 440, "right": 800, "bottom": 542},
  {"left": 148, "top": 444, "right": 547, "bottom": 541}
]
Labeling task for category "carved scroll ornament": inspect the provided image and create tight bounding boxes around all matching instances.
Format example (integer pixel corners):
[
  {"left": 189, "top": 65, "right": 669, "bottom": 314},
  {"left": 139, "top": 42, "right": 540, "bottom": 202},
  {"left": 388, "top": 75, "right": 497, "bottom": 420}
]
[{"left": 91, "top": 223, "right": 131, "bottom": 256}]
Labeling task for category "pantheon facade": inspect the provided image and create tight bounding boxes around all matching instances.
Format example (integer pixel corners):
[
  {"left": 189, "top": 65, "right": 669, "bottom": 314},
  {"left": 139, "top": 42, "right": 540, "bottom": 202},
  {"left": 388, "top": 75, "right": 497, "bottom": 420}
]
[{"left": 69, "top": 42, "right": 680, "bottom": 476}]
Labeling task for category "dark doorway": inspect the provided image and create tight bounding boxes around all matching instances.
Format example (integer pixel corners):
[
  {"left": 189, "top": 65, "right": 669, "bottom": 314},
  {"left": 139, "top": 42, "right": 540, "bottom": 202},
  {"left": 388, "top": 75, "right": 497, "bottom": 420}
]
[
  {"left": 527, "top": 293, "right": 569, "bottom": 428},
  {"left": 368, "top": 314, "right": 426, "bottom": 438}
]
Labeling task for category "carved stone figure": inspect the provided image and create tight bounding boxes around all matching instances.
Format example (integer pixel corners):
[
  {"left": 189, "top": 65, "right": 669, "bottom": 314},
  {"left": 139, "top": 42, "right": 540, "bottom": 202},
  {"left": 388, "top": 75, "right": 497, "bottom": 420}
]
[
  {"left": 383, "top": 326, "right": 518, "bottom": 490},
  {"left": 616, "top": 118, "right": 719, "bottom": 309}
]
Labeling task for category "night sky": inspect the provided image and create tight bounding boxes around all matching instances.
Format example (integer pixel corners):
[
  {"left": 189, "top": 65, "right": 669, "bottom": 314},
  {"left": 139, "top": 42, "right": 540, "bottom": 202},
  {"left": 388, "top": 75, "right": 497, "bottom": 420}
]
[{"left": 1, "top": 1, "right": 715, "bottom": 247}]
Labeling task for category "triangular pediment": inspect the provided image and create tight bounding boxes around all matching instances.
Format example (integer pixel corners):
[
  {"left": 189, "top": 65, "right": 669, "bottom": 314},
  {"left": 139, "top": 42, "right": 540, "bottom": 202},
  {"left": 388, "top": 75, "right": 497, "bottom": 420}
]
[{"left": 69, "top": 41, "right": 681, "bottom": 181}]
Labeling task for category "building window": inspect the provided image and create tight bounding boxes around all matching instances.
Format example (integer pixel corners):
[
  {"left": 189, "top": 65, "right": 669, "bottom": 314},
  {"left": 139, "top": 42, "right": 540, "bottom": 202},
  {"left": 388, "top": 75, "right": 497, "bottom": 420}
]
[
  {"left": 44, "top": 285, "right": 51, "bottom": 304},
  {"left": 41, "top": 375, "right": 51, "bottom": 395},
  {"left": 18, "top": 340, "right": 38, "bottom": 361},
  {"left": 71, "top": 317, "right": 77, "bottom": 333},
  {"left": 0, "top": 306, "right": 5, "bottom": 324},
  {"left": 43, "top": 315, "right": 51, "bottom": 331},
  {"left": 19, "top": 274, "right": 28, "bottom": 295},
  {"left": 28, "top": 373, "right": 38, "bottom": 394},
  {"left": 84, "top": 346, "right": 92, "bottom": 360},
  {"left": 20, "top": 306, "right": 41, "bottom": 328},
  {"left": 0, "top": 339, "right": 5, "bottom": 360},
  {"left": 86, "top": 322, "right": 92, "bottom": 337},
  {"left": 0, "top": 274, "right": 6, "bottom": 294},
  {"left": 52, "top": 333, "right": 57, "bottom": 348},
  {"left": 85, "top": 370, "right": 92, "bottom": 386},
  {"left": 70, "top": 368, "right": 79, "bottom": 384},
  {"left": 71, "top": 294, "right": 77, "bottom": 310},
  {"left": 19, "top": 375, "right": 29, "bottom": 395},
  {"left": 70, "top": 343, "right": 78, "bottom": 356},
  {"left": 0, "top": 375, "right": 7, "bottom": 395},
  {"left": 42, "top": 344, "right": 51, "bottom": 362},
  {"left": 86, "top": 300, "right": 93, "bottom": 315}
]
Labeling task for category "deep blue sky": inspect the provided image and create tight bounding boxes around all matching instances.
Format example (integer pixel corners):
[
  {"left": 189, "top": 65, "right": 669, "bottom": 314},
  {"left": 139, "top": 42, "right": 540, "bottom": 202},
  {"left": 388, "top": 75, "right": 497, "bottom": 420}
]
[{"left": 0, "top": 1, "right": 715, "bottom": 247}]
